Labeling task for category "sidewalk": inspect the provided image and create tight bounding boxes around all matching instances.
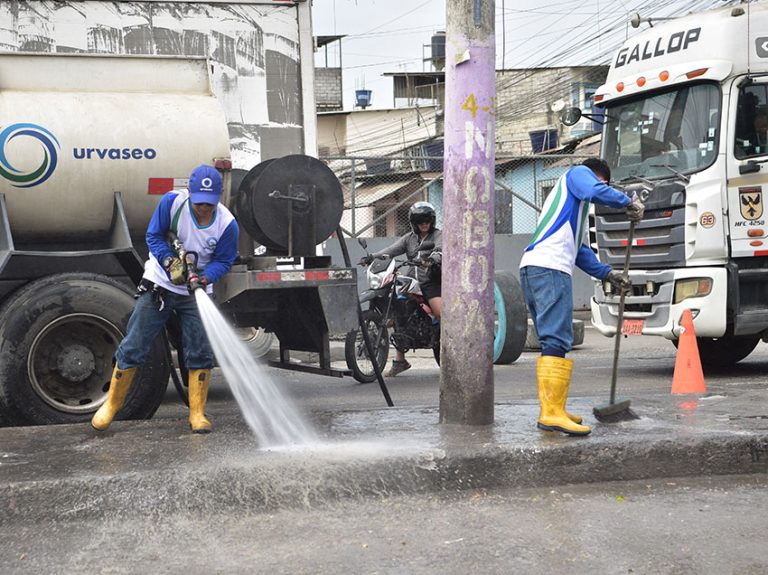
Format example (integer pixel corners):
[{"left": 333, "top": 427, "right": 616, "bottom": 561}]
[{"left": 1, "top": 388, "right": 767, "bottom": 523}]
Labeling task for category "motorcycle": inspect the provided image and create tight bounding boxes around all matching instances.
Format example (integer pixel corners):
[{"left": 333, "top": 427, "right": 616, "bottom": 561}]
[
  {"left": 345, "top": 248, "right": 440, "bottom": 383},
  {"left": 345, "top": 239, "right": 530, "bottom": 383}
]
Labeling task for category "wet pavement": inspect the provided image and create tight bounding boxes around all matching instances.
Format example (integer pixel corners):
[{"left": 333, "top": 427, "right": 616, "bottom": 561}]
[{"left": 1, "top": 385, "right": 767, "bottom": 523}]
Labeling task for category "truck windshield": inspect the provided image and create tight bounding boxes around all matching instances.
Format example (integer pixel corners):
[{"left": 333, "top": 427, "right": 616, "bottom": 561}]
[{"left": 602, "top": 82, "right": 720, "bottom": 181}]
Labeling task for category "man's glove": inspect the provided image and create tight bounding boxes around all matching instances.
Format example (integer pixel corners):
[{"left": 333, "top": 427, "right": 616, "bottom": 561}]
[
  {"left": 188, "top": 274, "right": 208, "bottom": 294},
  {"left": 626, "top": 193, "right": 645, "bottom": 222},
  {"left": 420, "top": 257, "right": 435, "bottom": 269},
  {"left": 606, "top": 270, "right": 631, "bottom": 293},
  {"left": 165, "top": 257, "right": 186, "bottom": 286},
  {"left": 358, "top": 255, "right": 374, "bottom": 267}
]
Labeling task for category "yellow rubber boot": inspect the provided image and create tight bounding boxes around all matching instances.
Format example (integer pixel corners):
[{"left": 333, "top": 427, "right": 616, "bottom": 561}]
[
  {"left": 537, "top": 356, "right": 584, "bottom": 424},
  {"left": 91, "top": 366, "right": 137, "bottom": 431},
  {"left": 536, "top": 356, "right": 591, "bottom": 436},
  {"left": 188, "top": 369, "right": 212, "bottom": 434}
]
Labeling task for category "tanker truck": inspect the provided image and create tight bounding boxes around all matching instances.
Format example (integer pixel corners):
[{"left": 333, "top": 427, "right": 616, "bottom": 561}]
[
  {"left": 0, "top": 52, "right": 359, "bottom": 426},
  {"left": 562, "top": 3, "right": 768, "bottom": 367}
]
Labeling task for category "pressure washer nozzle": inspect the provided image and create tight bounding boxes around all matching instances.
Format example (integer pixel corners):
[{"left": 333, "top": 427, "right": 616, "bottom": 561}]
[{"left": 187, "top": 272, "right": 204, "bottom": 292}]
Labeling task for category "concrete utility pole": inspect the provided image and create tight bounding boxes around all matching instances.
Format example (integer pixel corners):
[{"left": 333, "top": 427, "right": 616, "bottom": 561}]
[{"left": 439, "top": 0, "right": 496, "bottom": 425}]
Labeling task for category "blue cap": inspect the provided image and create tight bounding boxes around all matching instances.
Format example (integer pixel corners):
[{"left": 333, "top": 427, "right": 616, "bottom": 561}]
[{"left": 189, "top": 164, "right": 222, "bottom": 205}]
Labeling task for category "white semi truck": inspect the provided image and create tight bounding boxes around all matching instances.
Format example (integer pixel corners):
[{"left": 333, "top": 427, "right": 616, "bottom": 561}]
[{"left": 569, "top": 3, "right": 768, "bottom": 367}]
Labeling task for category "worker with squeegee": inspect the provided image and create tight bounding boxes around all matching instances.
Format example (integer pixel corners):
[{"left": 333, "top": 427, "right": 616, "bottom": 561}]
[
  {"left": 91, "top": 164, "right": 239, "bottom": 434},
  {"left": 519, "top": 158, "right": 644, "bottom": 436}
]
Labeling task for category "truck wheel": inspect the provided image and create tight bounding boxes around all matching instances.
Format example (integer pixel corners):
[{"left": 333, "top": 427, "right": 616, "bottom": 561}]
[
  {"left": 680, "top": 335, "right": 760, "bottom": 369},
  {"left": 345, "top": 309, "right": 389, "bottom": 383},
  {"left": 0, "top": 273, "right": 169, "bottom": 426},
  {"left": 236, "top": 327, "right": 275, "bottom": 359},
  {"left": 493, "top": 271, "right": 527, "bottom": 364}
]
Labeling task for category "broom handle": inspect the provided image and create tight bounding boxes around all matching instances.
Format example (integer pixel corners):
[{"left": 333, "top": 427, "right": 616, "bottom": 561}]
[{"left": 609, "top": 219, "right": 635, "bottom": 405}]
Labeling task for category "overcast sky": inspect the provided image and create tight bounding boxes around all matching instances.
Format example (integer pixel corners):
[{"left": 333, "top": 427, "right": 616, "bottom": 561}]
[{"left": 312, "top": 0, "right": 738, "bottom": 110}]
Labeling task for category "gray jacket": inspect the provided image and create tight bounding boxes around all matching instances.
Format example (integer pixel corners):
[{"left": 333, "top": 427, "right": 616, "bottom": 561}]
[{"left": 373, "top": 229, "right": 442, "bottom": 284}]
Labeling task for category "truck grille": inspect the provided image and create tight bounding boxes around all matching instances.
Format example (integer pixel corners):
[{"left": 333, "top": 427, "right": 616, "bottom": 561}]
[{"left": 593, "top": 181, "right": 687, "bottom": 269}]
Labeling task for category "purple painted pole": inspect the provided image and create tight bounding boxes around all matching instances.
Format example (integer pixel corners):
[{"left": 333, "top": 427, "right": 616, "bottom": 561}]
[{"left": 439, "top": 0, "right": 496, "bottom": 425}]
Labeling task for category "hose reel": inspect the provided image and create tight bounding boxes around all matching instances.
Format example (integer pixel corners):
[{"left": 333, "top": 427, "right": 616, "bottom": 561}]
[{"left": 234, "top": 155, "right": 344, "bottom": 257}]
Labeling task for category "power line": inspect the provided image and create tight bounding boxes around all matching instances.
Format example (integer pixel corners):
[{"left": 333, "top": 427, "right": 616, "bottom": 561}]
[{"left": 347, "top": 0, "right": 436, "bottom": 39}]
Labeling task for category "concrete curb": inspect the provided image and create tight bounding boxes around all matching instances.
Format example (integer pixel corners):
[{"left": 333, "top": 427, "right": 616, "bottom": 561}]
[{"left": 2, "top": 394, "right": 767, "bottom": 522}]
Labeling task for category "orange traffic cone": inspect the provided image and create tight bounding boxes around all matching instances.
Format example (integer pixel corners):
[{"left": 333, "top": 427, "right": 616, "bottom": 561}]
[{"left": 671, "top": 309, "right": 706, "bottom": 394}]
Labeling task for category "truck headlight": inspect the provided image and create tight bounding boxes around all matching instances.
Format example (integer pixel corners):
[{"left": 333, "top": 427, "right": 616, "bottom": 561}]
[{"left": 673, "top": 278, "right": 712, "bottom": 304}]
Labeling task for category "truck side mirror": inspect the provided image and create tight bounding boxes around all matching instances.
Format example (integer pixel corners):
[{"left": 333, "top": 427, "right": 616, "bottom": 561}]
[
  {"left": 561, "top": 107, "right": 582, "bottom": 126},
  {"left": 358, "top": 238, "right": 368, "bottom": 250},
  {"left": 739, "top": 161, "right": 761, "bottom": 175}
]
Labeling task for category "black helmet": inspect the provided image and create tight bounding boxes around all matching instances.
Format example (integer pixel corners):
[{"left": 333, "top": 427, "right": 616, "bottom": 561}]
[{"left": 409, "top": 201, "right": 436, "bottom": 233}]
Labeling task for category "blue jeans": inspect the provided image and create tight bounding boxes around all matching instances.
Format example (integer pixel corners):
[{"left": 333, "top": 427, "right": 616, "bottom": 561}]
[
  {"left": 519, "top": 266, "right": 573, "bottom": 356},
  {"left": 115, "top": 290, "right": 213, "bottom": 370}
]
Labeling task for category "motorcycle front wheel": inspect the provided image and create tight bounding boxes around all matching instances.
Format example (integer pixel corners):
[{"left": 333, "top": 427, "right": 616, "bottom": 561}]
[{"left": 345, "top": 309, "right": 390, "bottom": 383}]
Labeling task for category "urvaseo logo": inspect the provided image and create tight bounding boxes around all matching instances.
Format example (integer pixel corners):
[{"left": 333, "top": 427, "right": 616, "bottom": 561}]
[
  {"left": 0, "top": 123, "right": 60, "bottom": 188},
  {"left": 73, "top": 147, "right": 157, "bottom": 161}
]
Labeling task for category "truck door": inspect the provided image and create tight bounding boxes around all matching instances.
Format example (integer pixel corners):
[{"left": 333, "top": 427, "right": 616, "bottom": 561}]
[{"left": 728, "top": 81, "right": 768, "bottom": 257}]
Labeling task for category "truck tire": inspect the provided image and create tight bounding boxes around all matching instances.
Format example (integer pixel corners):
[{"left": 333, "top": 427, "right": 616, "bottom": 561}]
[
  {"left": 236, "top": 327, "right": 275, "bottom": 359},
  {"left": 674, "top": 335, "right": 760, "bottom": 369},
  {"left": 0, "top": 273, "right": 169, "bottom": 426},
  {"left": 345, "top": 309, "right": 389, "bottom": 383},
  {"left": 493, "top": 271, "right": 527, "bottom": 365}
]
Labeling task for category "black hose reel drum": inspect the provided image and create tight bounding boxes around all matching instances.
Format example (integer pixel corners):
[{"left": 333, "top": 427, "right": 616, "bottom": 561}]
[{"left": 235, "top": 155, "right": 344, "bottom": 257}]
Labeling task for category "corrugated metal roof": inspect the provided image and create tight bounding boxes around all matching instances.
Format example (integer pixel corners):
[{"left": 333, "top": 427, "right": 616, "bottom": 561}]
[{"left": 345, "top": 178, "right": 425, "bottom": 208}]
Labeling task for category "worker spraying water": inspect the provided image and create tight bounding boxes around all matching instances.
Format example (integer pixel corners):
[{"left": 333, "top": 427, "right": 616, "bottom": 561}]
[
  {"left": 91, "top": 163, "right": 317, "bottom": 445},
  {"left": 91, "top": 164, "right": 239, "bottom": 434}
]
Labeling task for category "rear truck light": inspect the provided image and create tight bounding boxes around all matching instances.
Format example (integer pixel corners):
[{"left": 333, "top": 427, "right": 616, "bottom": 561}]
[
  {"left": 747, "top": 228, "right": 764, "bottom": 237},
  {"left": 594, "top": 94, "right": 604, "bottom": 102},
  {"left": 673, "top": 278, "right": 712, "bottom": 304},
  {"left": 637, "top": 76, "right": 646, "bottom": 87},
  {"left": 617, "top": 82, "right": 625, "bottom": 92},
  {"left": 214, "top": 158, "right": 232, "bottom": 171},
  {"left": 686, "top": 68, "right": 708, "bottom": 79},
  {"left": 659, "top": 71, "right": 669, "bottom": 81},
  {"left": 751, "top": 240, "right": 764, "bottom": 247}
]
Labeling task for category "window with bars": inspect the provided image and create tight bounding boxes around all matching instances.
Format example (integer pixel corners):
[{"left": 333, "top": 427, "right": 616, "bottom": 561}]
[{"left": 537, "top": 178, "right": 558, "bottom": 207}]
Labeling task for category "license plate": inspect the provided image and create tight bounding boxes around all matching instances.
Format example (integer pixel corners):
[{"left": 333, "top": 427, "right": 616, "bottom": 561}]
[{"left": 622, "top": 319, "right": 644, "bottom": 336}]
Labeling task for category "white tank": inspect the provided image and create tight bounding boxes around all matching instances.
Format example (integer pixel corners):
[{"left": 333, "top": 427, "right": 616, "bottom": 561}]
[{"left": 0, "top": 53, "right": 231, "bottom": 241}]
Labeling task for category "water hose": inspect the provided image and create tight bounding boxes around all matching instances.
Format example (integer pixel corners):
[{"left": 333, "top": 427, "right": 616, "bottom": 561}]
[{"left": 336, "top": 226, "right": 394, "bottom": 407}]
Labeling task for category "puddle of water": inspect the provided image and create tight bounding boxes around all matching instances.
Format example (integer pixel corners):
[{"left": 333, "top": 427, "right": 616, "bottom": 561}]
[{"left": 195, "top": 290, "right": 317, "bottom": 448}]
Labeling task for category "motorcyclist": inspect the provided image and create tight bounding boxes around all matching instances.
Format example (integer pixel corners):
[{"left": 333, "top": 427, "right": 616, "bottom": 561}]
[{"left": 358, "top": 201, "right": 442, "bottom": 376}]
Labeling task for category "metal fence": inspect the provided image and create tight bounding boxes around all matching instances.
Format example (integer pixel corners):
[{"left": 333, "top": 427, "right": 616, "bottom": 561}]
[{"left": 320, "top": 154, "right": 591, "bottom": 238}]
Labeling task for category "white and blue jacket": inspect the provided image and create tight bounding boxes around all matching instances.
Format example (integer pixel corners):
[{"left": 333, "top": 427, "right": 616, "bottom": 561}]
[
  {"left": 519, "top": 165, "right": 630, "bottom": 279},
  {"left": 143, "top": 190, "right": 239, "bottom": 296}
]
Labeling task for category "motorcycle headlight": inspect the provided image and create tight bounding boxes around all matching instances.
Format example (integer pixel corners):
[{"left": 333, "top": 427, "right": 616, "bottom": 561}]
[{"left": 370, "top": 276, "right": 382, "bottom": 289}]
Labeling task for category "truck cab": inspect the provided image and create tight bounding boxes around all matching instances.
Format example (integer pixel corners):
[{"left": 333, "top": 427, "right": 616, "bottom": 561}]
[{"left": 588, "top": 4, "right": 768, "bottom": 366}]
